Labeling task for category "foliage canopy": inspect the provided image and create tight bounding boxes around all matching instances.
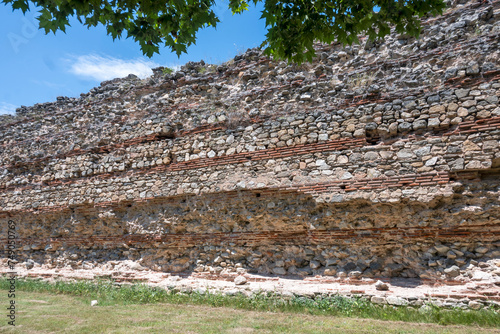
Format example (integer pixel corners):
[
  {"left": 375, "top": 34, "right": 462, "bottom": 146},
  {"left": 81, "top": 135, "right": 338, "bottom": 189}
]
[{"left": 2, "top": 0, "right": 446, "bottom": 63}]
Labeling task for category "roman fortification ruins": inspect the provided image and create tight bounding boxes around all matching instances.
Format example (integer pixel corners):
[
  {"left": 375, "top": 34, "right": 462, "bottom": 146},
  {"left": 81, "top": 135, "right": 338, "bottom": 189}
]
[{"left": 1, "top": 0, "right": 499, "bottom": 308}]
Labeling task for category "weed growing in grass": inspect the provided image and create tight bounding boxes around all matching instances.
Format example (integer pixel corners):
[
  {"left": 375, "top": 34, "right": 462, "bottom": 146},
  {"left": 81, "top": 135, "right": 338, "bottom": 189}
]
[{"left": 1, "top": 278, "right": 498, "bottom": 328}]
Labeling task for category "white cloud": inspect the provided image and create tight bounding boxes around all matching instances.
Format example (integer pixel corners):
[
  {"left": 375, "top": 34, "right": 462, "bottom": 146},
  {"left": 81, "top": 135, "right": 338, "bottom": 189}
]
[
  {"left": 68, "top": 54, "right": 160, "bottom": 81},
  {"left": 0, "top": 102, "right": 17, "bottom": 115}
]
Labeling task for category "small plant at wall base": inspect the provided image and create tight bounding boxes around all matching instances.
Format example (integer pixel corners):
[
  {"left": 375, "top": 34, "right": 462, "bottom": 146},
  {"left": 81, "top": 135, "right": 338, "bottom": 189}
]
[{"left": 2, "top": 0, "right": 446, "bottom": 64}]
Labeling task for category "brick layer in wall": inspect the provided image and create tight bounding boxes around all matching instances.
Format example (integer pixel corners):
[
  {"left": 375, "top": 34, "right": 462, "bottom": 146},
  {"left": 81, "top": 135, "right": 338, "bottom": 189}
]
[
  {"left": 2, "top": 113, "right": 500, "bottom": 194},
  {"left": 1, "top": 224, "right": 498, "bottom": 250},
  {"left": 0, "top": 170, "right": 452, "bottom": 215}
]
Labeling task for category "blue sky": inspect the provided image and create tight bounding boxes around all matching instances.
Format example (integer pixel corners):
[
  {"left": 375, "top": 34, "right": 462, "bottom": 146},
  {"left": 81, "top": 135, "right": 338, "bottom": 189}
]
[{"left": 0, "top": 2, "right": 267, "bottom": 114}]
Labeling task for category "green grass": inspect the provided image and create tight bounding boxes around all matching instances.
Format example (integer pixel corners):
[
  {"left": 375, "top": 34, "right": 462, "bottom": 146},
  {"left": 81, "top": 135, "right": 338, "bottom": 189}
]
[
  {"left": 1, "top": 291, "right": 495, "bottom": 334},
  {"left": 0, "top": 278, "right": 498, "bottom": 330}
]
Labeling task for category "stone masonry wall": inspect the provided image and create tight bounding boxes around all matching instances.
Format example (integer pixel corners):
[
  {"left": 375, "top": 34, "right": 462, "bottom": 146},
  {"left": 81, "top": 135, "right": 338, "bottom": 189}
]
[{"left": 1, "top": 0, "right": 499, "bottom": 289}]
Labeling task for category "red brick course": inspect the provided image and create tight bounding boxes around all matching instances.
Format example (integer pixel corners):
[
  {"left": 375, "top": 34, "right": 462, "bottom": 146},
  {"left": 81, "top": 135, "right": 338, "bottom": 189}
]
[
  {"left": 3, "top": 111, "right": 499, "bottom": 194},
  {"left": 1, "top": 223, "right": 498, "bottom": 249},
  {"left": 0, "top": 170, "right": 454, "bottom": 216}
]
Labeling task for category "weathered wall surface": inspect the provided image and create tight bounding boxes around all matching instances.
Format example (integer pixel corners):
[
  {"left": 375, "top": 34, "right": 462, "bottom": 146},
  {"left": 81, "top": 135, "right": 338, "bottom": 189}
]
[{"left": 1, "top": 0, "right": 499, "bottom": 288}]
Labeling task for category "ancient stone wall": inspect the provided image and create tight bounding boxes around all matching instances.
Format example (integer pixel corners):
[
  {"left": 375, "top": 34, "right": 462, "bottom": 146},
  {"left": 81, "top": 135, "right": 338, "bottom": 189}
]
[{"left": 1, "top": 0, "right": 499, "bottom": 289}]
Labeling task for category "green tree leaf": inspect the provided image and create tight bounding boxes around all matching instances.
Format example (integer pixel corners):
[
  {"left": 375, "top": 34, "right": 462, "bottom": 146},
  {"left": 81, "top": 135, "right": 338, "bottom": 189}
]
[{"left": 2, "top": 0, "right": 446, "bottom": 63}]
